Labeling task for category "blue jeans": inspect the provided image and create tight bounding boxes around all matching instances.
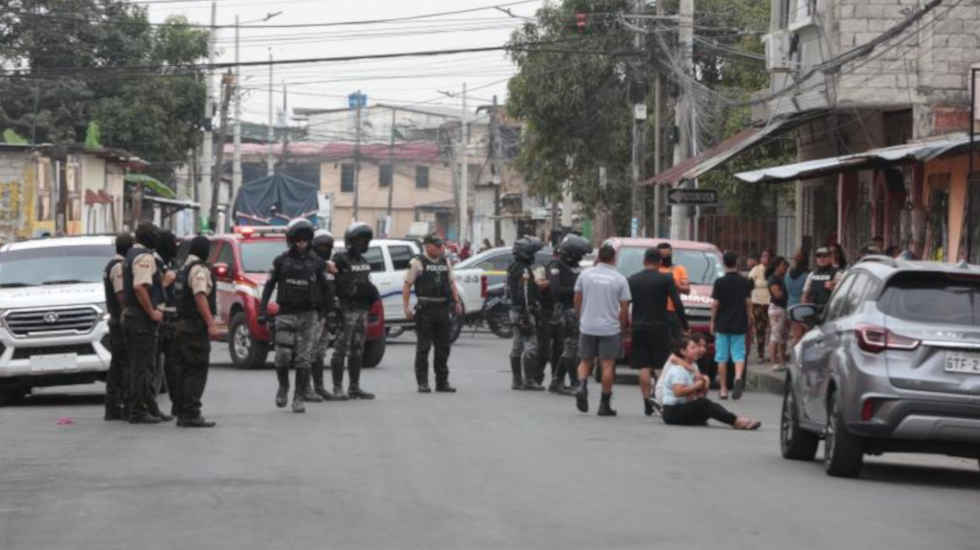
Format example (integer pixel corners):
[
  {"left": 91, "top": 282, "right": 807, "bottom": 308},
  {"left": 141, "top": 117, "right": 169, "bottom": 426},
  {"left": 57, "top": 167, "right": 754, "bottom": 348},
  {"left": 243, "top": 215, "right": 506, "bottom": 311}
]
[{"left": 714, "top": 333, "right": 746, "bottom": 364}]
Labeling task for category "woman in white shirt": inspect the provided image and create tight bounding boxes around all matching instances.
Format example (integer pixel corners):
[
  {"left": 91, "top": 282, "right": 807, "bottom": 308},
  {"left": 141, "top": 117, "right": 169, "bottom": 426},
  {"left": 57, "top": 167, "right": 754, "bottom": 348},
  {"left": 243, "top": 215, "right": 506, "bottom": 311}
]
[{"left": 661, "top": 337, "right": 761, "bottom": 429}]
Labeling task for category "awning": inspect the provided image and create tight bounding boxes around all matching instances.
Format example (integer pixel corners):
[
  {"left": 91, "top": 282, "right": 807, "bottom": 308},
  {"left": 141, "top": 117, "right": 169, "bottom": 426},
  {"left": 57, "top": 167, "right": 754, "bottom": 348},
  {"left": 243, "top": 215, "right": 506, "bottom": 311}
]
[
  {"left": 735, "top": 133, "right": 972, "bottom": 184},
  {"left": 143, "top": 196, "right": 199, "bottom": 209},
  {"left": 124, "top": 174, "right": 176, "bottom": 199},
  {"left": 645, "top": 111, "right": 824, "bottom": 187}
]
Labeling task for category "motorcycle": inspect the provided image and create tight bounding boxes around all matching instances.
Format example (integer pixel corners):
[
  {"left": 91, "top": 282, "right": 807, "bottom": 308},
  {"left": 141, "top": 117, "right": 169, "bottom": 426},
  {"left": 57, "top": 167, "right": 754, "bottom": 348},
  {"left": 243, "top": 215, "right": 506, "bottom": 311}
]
[{"left": 459, "top": 282, "right": 513, "bottom": 339}]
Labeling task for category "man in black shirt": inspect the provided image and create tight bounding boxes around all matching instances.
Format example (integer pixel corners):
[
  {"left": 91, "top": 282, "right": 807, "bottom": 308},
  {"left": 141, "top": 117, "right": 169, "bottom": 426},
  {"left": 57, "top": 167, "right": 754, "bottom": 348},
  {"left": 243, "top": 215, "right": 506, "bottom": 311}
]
[
  {"left": 628, "top": 248, "right": 688, "bottom": 416},
  {"left": 710, "top": 251, "right": 753, "bottom": 400}
]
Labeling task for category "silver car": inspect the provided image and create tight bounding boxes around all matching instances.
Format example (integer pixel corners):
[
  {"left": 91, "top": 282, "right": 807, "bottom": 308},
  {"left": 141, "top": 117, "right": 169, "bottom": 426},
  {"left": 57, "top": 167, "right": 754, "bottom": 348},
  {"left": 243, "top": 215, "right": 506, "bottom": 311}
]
[{"left": 781, "top": 256, "right": 980, "bottom": 477}]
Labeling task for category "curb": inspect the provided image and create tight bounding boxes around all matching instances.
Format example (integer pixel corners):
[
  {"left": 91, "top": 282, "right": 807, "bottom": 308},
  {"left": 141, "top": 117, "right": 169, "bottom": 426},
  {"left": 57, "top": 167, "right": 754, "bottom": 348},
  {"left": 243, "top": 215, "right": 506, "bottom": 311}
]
[{"left": 747, "top": 366, "right": 786, "bottom": 396}]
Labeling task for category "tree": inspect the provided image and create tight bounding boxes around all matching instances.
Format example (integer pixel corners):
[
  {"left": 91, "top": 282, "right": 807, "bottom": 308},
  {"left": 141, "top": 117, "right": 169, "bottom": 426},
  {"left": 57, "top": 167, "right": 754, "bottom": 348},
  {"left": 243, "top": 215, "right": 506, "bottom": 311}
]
[{"left": 0, "top": 1, "right": 207, "bottom": 181}]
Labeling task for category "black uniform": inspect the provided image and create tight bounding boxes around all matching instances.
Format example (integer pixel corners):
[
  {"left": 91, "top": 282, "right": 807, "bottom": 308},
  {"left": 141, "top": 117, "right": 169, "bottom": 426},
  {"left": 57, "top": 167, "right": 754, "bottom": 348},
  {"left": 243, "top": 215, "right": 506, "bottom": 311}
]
[
  {"left": 411, "top": 254, "right": 455, "bottom": 390},
  {"left": 534, "top": 264, "right": 560, "bottom": 386},
  {"left": 122, "top": 244, "right": 165, "bottom": 421},
  {"left": 330, "top": 249, "right": 378, "bottom": 398},
  {"left": 173, "top": 253, "right": 216, "bottom": 424},
  {"left": 807, "top": 266, "right": 839, "bottom": 308},
  {"left": 547, "top": 257, "right": 582, "bottom": 390},
  {"left": 156, "top": 253, "right": 180, "bottom": 419},
  {"left": 507, "top": 257, "right": 540, "bottom": 389},
  {"left": 102, "top": 255, "right": 127, "bottom": 420}
]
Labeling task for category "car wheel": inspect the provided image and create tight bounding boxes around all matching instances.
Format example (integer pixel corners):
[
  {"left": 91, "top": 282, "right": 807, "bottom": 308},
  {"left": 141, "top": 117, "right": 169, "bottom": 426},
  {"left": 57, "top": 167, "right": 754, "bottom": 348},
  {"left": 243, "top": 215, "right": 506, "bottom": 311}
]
[
  {"left": 824, "top": 387, "right": 864, "bottom": 478},
  {"left": 228, "top": 312, "right": 270, "bottom": 369},
  {"left": 362, "top": 336, "right": 386, "bottom": 368},
  {"left": 487, "top": 308, "right": 513, "bottom": 339},
  {"left": 449, "top": 305, "right": 464, "bottom": 344},
  {"left": 780, "top": 378, "right": 819, "bottom": 460}
]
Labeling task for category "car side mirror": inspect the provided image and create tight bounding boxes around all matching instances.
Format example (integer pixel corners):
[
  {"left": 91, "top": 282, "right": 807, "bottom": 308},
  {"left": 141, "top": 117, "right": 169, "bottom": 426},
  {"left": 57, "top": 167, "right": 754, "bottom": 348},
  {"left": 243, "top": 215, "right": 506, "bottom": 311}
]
[
  {"left": 213, "top": 262, "right": 232, "bottom": 279},
  {"left": 789, "top": 304, "right": 819, "bottom": 325}
]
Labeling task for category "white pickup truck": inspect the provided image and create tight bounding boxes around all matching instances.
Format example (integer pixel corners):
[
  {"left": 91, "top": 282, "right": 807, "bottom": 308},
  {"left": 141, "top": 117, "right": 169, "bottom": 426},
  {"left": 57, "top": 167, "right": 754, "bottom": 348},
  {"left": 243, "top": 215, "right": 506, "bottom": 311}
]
[
  {"left": 0, "top": 236, "right": 114, "bottom": 404},
  {"left": 334, "top": 239, "right": 485, "bottom": 341}
]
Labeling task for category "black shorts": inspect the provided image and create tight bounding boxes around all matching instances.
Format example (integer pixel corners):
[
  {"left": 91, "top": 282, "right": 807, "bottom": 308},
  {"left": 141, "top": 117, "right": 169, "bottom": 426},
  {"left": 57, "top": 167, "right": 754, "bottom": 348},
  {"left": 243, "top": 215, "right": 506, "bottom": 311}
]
[{"left": 630, "top": 324, "right": 670, "bottom": 370}]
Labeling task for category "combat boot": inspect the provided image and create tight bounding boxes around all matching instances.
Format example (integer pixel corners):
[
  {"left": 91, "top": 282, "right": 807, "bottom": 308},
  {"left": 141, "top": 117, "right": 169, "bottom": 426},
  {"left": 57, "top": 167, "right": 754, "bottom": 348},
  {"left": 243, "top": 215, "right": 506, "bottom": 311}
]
[
  {"left": 548, "top": 362, "right": 573, "bottom": 396},
  {"left": 522, "top": 356, "right": 545, "bottom": 391},
  {"left": 292, "top": 369, "right": 308, "bottom": 413},
  {"left": 510, "top": 356, "right": 524, "bottom": 390},
  {"left": 275, "top": 367, "right": 290, "bottom": 408},
  {"left": 348, "top": 361, "right": 375, "bottom": 400},
  {"left": 597, "top": 392, "right": 617, "bottom": 417},
  {"left": 304, "top": 361, "right": 324, "bottom": 403}
]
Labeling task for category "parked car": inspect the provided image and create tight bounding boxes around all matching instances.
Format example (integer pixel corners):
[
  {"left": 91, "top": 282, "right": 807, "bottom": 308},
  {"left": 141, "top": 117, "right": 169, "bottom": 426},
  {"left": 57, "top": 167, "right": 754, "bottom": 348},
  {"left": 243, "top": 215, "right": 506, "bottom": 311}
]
[
  {"left": 601, "top": 238, "right": 724, "bottom": 375},
  {"left": 0, "top": 236, "right": 114, "bottom": 404},
  {"left": 454, "top": 246, "right": 557, "bottom": 289},
  {"left": 781, "top": 256, "right": 980, "bottom": 477},
  {"left": 184, "top": 226, "right": 385, "bottom": 370}
]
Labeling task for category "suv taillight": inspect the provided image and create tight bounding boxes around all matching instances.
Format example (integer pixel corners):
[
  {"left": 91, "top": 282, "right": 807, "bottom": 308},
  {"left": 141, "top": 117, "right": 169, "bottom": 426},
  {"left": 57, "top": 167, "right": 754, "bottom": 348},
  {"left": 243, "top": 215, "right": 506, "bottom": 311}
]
[
  {"left": 481, "top": 275, "right": 488, "bottom": 299},
  {"left": 855, "top": 324, "right": 920, "bottom": 353}
]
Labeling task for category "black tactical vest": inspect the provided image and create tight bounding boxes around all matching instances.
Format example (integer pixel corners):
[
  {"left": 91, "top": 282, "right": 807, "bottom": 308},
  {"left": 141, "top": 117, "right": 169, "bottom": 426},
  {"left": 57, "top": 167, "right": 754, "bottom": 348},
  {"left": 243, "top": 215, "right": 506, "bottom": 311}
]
[
  {"left": 808, "top": 267, "right": 838, "bottom": 306},
  {"left": 158, "top": 256, "right": 176, "bottom": 308},
  {"left": 175, "top": 260, "right": 216, "bottom": 321},
  {"left": 334, "top": 251, "right": 372, "bottom": 305},
  {"left": 547, "top": 259, "right": 581, "bottom": 307},
  {"left": 274, "top": 250, "right": 318, "bottom": 311},
  {"left": 414, "top": 255, "right": 452, "bottom": 301},
  {"left": 123, "top": 246, "right": 164, "bottom": 314},
  {"left": 102, "top": 257, "right": 124, "bottom": 321}
]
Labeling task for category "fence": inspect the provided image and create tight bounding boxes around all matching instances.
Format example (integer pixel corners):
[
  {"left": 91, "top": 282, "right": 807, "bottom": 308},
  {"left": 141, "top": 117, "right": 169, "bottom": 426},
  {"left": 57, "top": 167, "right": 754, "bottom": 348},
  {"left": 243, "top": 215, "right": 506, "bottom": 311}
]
[{"left": 697, "top": 214, "right": 795, "bottom": 266}]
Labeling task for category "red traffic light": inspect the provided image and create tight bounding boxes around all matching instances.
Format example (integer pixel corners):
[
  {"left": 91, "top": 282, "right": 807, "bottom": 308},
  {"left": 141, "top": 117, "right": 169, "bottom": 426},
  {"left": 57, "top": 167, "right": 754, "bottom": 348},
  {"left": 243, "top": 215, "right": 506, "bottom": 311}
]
[{"left": 576, "top": 13, "right": 586, "bottom": 32}]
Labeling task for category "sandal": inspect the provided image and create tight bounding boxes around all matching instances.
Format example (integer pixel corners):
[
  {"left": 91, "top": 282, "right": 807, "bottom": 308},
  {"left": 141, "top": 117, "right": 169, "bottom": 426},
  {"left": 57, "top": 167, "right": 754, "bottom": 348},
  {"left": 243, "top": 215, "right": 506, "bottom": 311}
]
[
  {"left": 719, "top": 391, "right": 729, "bottom": 400},
  {"left": 734, "top": 418, "right": 762, "bottom": 430}
]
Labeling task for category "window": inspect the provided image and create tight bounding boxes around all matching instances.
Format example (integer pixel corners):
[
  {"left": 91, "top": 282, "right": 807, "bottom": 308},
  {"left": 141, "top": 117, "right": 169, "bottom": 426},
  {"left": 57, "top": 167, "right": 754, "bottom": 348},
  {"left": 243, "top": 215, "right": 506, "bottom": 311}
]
[
  {"left": 341, "top": 164, "right": 354, "bottom": 192},
  {"left": 364, "top": 246, "right": 386, "bottom": 272},
  {"left": 389, "top": 245, "right": 413, "bottom": 271},
  {"left": 0, "top": 244, "right": 114, "bottom": 285},
  {"left": 878, "top": 272, "right": 980, "bottom": 326},
  {"left": 379, "top": 164, "right": 393, "bottom": 187},
  {"left": 216, "top": 242, "right": 235, "bottom": 268},
  {"left": 824, "top": 274, "right": 856, "bottom": 322},
  {"left": 839, "top": 273, "right": 875, "bottom": 318},
  {"left": 415, "top": 166, "right": 429, "bottom": 189},
  {"left": 240, "top": 240, "right": 288, "bottom": 273}
]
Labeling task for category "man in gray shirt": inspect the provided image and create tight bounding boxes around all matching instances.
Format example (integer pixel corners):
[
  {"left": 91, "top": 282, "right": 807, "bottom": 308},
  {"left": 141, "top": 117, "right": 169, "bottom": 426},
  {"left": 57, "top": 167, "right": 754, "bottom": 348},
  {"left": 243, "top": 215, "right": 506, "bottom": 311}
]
[{"left": 574, "top": 243, "right": 631, "bottom": 416}]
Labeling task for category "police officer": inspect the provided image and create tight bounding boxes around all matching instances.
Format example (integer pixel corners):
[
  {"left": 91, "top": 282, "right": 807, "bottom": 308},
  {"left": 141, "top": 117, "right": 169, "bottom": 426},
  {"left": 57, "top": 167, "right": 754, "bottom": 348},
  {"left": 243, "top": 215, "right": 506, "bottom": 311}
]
[
  {"left": 802, "top": 247, "right": 841, "bottom": 309},
  {"left": 153, "top": 229, "right": 179, "bottom": 421},
  {"left": 259, "top": 218, "right": 330, "bottom": 413},
  {"left": 403, "top": 234, "right": 461, "bottom": 393},
  {"left": 507, "top": 236, "right": 544, "bottom": 391},
  {"left": 330, "top": 222, "right": 379, "bottom": 400},
  {"left": 309, "top": 229, "right": 341, "bottom": 402},
  {"left": 532, "top": 260, "right": 558, "bottom": 388},
  {"left": 122, "top": 222, "right": 167, "bottom": 424},
  {"left": 173, "top": 236, "right": 218, "bottom": 428},
  {"left": 102, "top": 232, "right": 133, "bottom": 421},
  {"left": 547, "top": 234, "right": 592, "bottom": 395}
]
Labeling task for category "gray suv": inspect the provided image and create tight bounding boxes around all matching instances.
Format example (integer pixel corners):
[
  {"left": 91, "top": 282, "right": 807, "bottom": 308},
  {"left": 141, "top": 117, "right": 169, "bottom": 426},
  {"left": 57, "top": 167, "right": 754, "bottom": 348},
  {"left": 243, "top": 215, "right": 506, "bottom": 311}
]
[{"left": 781, "top": 256, "right": 980, "bottom": 477}]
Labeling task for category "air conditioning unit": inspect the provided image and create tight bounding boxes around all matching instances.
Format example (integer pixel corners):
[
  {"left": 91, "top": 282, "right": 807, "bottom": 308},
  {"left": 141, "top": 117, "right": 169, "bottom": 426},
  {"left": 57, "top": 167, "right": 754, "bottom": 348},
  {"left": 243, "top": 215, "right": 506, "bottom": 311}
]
[
  {"left": 765, "top": 31, "right": 792, "bottom": 72},
  {"left": 789, "top": 0, "right": 817, "bottom": 31}
]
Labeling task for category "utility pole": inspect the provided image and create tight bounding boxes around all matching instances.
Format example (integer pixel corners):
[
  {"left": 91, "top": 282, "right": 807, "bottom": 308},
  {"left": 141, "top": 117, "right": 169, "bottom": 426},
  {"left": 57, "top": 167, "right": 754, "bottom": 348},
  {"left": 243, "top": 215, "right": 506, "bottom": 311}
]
[
  {"left": 630, "top": 0, "right": 645, "bottom": 238},
  {"left": 232, "top": 15, "right": 242, "bottom": 215},
  {"left": 670, "top": 0, "right": 694, "bottom": 240},
  {"left": 652, "top": 0, "right": 664, "bottom": 238},
  {"left": 279, "top": 81, "right": 289, "bottom": 169},
  {"left": 209, "top": 71, "right": 233, "bottom": 232},
  {"left": 200, "top": 1, "right": 216, "bottom": 231},
  {"left": 491, "top": 95, "right": 502, "bottom": 244},
  {"left": 459, "top": 82, "right": 469, "bottom": 243},
  {"left": 385, "top": 107, "right": 396, "bottom": 235},
  {"left": 266, "top": 49, "right": 274, "bottom": 176},
  {"left": 352, "top": 100, "right": 362, "bottom": 222}
]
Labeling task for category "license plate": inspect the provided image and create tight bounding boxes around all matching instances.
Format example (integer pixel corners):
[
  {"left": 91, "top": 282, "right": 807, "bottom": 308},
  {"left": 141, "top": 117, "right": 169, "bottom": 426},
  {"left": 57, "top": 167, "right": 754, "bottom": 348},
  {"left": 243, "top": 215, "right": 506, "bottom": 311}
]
[
  {"left": 944, "top": 352, "right": 980, "bottom": 375},
  {"left": 29, "top": 353, "right": 78, "bottom": 372}
]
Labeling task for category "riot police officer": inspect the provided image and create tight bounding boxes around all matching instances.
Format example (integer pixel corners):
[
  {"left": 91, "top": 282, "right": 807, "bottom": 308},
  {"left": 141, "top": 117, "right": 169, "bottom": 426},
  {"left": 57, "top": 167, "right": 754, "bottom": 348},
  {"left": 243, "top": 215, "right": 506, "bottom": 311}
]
[
  {"left": 259, "top": 218, "right": 330, "bottom": 413},
  {"left": 122, "top": 222, "right": 167, "bottom": 424},
  {"left": 309, "top": 229, "right": 341, "bottom": 402},
  {"left": 507, "top": 236, "right": 544, "bottom": 391},
  {"left": 532, "top": 260, "right": 558, "bottom": 388},
  {"left": 330, "top": 222, "right": 379, "bottom": 400},
  {"left": 547, "top": 234, "right": 592, "bottom": 395},
  {"left": 403, "top": 234, "right": 461, "bottom": 393},
  {"left": 102, "top": 232, "right": 133, "bottom": 421},
  {"left": 173, "top": 235, "right": 219, "bottom": 427}
]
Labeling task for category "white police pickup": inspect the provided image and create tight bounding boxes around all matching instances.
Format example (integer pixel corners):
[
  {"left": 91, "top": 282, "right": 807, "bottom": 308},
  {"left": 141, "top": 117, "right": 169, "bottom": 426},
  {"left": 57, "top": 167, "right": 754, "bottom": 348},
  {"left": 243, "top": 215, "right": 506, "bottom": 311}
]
[{"left": 0, "top": 236, "right": 115, "bottom": 404}]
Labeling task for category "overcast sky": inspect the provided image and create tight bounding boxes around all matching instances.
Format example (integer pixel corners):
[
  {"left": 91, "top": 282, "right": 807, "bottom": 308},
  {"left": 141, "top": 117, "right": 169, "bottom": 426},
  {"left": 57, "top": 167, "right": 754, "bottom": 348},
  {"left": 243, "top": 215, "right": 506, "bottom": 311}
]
[{"left": 147, "top": 0, "right": 546, "bottom": 125}]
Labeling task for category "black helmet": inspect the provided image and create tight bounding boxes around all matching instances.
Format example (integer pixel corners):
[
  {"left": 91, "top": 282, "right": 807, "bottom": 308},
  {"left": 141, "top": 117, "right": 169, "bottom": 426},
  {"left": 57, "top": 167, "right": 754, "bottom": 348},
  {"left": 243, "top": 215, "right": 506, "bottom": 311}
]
[
  {"left": 558, "top": 234, "right": 591, "bottom": 265},
  {"left": 134, "top": 222, "right": 159, "bottom": 250},
  {"left": 157, "top": 229, "right": 178, "bottom": 264},
  {"left": 344, "top": 222, "right": 373, "bottom": 255},
  {"left": 312, "top": 229, "right": 334, "bottom": 260},
  {"left": 512, "top": 236, "right": 543, "bottom": 263},
  {"left": 286, "top": 218, "right": 315, "bottom": 246}
]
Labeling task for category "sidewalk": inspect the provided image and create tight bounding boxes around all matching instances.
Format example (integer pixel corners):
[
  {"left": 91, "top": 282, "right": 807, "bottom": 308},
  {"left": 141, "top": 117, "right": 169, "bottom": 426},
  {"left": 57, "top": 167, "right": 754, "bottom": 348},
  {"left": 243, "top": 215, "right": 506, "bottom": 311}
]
[{"left": 746, "top": 362, "right": 786, "bottom": 396}]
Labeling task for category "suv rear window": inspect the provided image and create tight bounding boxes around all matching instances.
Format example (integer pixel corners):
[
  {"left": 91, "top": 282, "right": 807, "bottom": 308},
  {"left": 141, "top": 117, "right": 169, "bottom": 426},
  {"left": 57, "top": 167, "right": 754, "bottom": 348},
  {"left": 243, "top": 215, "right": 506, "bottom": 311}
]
[
  {"left": 240, "top": 240, "right": 287, "bottom": 273},
  {"left": 878, "top": 272, "right": 980, "bottom": 325},
  {"left": 0, "top": 244, "right": 114, "bottom": 286}
]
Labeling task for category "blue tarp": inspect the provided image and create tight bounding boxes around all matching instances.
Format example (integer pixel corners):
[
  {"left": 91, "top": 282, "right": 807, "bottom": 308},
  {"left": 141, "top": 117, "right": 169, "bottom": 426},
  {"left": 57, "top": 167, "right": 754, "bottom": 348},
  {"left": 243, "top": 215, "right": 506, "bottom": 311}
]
[{"left": 233, "top": 173, "right": 319, "bottom": 226}]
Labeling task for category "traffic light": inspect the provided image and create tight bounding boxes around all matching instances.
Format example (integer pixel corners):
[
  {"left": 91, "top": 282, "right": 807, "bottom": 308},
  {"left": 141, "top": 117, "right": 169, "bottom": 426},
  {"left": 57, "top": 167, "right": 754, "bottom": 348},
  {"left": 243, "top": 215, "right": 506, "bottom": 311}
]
[{"left": 576, "top": 13, "right": 587, "bottom": 33}]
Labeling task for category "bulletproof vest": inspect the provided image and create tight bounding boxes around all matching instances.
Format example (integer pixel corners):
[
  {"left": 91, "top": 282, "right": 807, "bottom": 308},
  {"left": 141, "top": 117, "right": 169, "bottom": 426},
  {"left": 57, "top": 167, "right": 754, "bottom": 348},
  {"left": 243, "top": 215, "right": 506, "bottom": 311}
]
[
  {"left": 175, "top": 260, "right": 216, "bottom": 321},
  {"left": 414, "top": 255, "right": 452, "bottom": 300},
  {"left": 334, "top": 251, "right": 372, "bottom": 304},
  {"left": 507, "top": 260, "right": 535, "bottom": 311},
  {"left": 547, "top": 259, "right": 581, "bottom": 307},
  {"left": 123, "top": 246, "right": 164, "bottom": 313},
  {"left": 158, "top": 256, "right": 176, "bottom": 308},
  {"left": 274, "top": 250, "right": 319, "bottom": 310},
  {"left": 808, "top": 266, "right": 838, "bottom": 306},
  {"left": 102, "top": 257, "right": 124, "bottom": 320}
]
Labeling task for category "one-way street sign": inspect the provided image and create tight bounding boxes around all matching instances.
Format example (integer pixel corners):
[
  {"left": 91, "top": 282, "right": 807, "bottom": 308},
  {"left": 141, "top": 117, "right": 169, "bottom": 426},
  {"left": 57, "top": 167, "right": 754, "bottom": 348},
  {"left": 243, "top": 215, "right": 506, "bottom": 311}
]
[{"left": 667, "top": 188, "right": 718, "bottom": 206}]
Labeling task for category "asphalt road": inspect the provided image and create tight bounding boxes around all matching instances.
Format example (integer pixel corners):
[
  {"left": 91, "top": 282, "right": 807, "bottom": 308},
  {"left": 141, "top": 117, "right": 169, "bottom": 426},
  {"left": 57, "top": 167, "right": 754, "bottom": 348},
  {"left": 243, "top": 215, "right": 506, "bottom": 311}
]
[{"left": 1, "top": 333, "right": 978, "bottom": 550}]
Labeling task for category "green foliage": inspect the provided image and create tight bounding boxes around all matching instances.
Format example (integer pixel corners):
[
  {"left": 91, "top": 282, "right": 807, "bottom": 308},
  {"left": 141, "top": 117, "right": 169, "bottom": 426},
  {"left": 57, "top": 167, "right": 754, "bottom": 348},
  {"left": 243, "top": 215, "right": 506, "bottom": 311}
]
[
  {"left": 84, "top": 121, "right": 101, "bottom": 149},
  {"left": 0, "top": 2, "right": 208, "bottom": 180},
  {"left": 2, "top": 129, "right": 27, "bottom": 144}
]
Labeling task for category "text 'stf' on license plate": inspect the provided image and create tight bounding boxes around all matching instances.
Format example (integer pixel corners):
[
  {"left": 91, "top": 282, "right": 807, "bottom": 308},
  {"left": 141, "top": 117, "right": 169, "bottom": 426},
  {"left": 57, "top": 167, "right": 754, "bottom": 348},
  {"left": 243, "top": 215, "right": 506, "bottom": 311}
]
[{"left": 944, "top": 352, "right": 980, "bottom": 375}]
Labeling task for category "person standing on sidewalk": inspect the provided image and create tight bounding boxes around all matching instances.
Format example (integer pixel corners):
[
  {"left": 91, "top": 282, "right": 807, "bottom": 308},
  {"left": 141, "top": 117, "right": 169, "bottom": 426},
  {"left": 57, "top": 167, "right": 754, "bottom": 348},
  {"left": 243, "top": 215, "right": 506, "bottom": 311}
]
[
  {"left": 766, "top": 257, "right": 790, "bottom": 371},
  {"left": 802, "top": 247, "right": 841, "bottom": 310},
  {"left": 574, "top": 243, "right": 631, "bottom": 417},
  {"left": 657, "top": 242, "right": 690, "bottom": 347},
  {"left": 747, "top": 249, "right": 772, "bottom": 361},
  {"left": 785, "top": 249, "right": 809, "bottom": 346},
  {"left": 711, "top": 251, "right": 753, "bottom": 400},
  {"left": 404, "top": 234, "right": 460, "bottom": 393},
  {"left": 629, "top": 248, "right": 687, "bottom": 417}
]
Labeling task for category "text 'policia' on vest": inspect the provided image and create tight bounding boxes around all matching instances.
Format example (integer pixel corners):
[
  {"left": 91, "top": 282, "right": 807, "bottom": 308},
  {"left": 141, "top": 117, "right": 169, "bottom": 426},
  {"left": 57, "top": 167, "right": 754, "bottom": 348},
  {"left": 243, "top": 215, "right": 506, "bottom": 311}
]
[{"left": 415, "top": 254, "right": 452, "bottom": 302}]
